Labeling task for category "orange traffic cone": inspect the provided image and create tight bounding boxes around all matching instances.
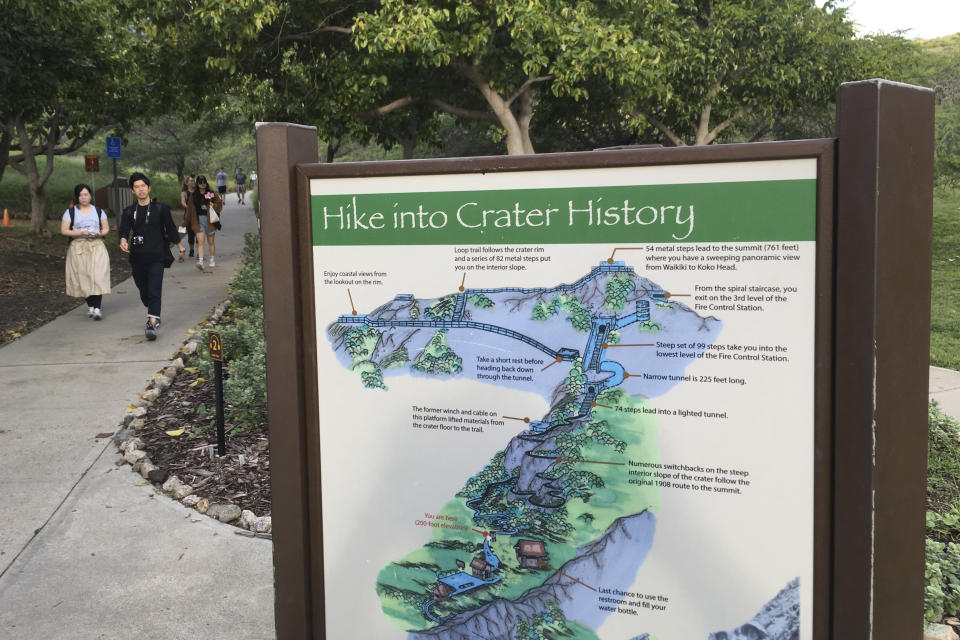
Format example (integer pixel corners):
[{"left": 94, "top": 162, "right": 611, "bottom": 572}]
[{"left": 1, "top": 208, "right": 9, "bottom": 227}]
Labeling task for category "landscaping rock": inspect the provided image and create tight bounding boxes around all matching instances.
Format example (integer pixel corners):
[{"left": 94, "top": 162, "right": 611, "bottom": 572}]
[
  {"left": 171, "top": 357, "right": 184, "bottom": 370},
  {"left": 195, "top": 498, "right": 211, "bottom": 514},
  {"left": 181, "top": 495, "right": 201, "bottom": 507},
  {"left": 122, "top": 438, "right": 144, "bottom": 454},
  {"left": 121, "top": 406, "right": 146, "bottom": 425},
  {"left": 138, "top": 459, "right": 157, "bottom": 478},
  {"left": 926, "top": 624, "right": 960, "bottom": 640},
  {"left": 147, "top": 468, "right": 169, "bottom": 484},
  {"left": 172, "top": 484, "right": 195, "bottom": 500},
  {"left": 206, "top": 503, "right": 241, "bottom": 523},
  {"left": 140, "top": 389, "right": 159, "bottom": 403},
  {"left": 132, "top": 457, "right": 150, "bottom": 473},
  {"left": 130, "top": 418, "right": 147, "bottom": 432},
  {"left": 252, "top": 516, "right": 272, "bottom": 534},
  {"left": 163, "top": 366, "right": 178, "bottom": 379},
  {"left": 161, "top": 475, "right": 183, "bottom": 492},
  {"left": 182, "top": 342, "right": 198, "bottom": 356},
  {"left": 241, "top": 510, "right": 258, "bottom": 530},
  {"left": 153, "top": 375, "right": 172, "bottom": 392},
  {"left": 124, "top": 449, "right": 146, "bottom": 465},
  {"left": 112, "top": 428, "right": 135, "bottom": 445}
]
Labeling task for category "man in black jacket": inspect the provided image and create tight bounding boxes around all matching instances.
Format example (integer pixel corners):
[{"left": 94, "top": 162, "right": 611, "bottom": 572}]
[{"left": 119, "top": 172, "right": 180, "bottom": 341}]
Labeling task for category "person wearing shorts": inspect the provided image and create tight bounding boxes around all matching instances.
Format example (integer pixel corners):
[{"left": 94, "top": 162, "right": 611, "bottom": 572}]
[
  {"left": 215, "top": 167, "right": 227, "bottom": 200},
  {"left": 184, "top": 175, "right": 223, "bottom": 270}
]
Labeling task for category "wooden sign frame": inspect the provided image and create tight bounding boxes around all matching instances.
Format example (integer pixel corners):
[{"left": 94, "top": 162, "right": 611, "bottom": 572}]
[{"left": 254, "top": 79, "right": 933, "bottom": 640}]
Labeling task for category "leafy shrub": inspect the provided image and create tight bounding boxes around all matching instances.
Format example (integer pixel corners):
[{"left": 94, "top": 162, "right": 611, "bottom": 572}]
[
  {"left": 930, "top": 401, "right": 960, "bottom": 451},
  {"left": 197, "top": 233, "right": 267, "bottom": 434},
  {"left": 927, "top": 400, "right": 960, "bottom": 622},
  {"left": 926, "top": 538, "right": 960, "bottom": 623}
]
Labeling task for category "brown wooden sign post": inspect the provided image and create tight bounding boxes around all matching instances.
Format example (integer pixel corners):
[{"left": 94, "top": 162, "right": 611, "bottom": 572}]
[{"left": 255, "top": 79, "right": 933, "bottom": 639}]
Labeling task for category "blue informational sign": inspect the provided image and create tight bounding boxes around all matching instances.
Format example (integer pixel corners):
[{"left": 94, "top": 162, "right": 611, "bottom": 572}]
[{"left": 106, "top": 136, "right": 122, "bottom": 159}]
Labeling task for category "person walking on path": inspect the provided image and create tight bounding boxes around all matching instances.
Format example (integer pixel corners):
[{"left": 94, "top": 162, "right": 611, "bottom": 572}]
[
  {"left": 215, "top": 167, "right": 227, "bottom": 202},
  {"left": 183, "top": 174, "right": 223, "bottom": 271},
  {"left": 234, "top": 167, "right": 247, "bottom": 204},
  {"left": 118, "top": 172, "right": 180, "bottom": 341},
  {"left": 60, "top": 183, "right": 110, "bottom": 320},
  {"left": 178, "top": 175, "right": 197, "bottom": 260}
]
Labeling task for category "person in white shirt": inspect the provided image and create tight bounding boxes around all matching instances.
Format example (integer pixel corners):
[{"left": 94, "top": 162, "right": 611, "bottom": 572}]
[{"left": 60, "top": 184, "right": 110, "bottom": 320}]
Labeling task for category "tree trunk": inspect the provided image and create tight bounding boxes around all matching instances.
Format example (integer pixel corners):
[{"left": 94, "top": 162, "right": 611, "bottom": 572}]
[
  {"left": 399, "top": 137, "right": 416, "bottom": 160},
  {"left": 0, "top": 127, "right": 11, "bottom": 187},
  {"left": 325, "top": 139, "right": 340, "bottom": 163},
  {"left": 11, "top": 117, "right": 56, "bottom": 235},
  {"left": 28, "top": 180, "right": 49, "bottom": 235},
  {"left": 175, "top": 153, "right": 186, "bottom": 186},
  {"left": 459, "top": 64, "right": 535, "bottom": 155},
  {"left": 517, "top": 90, "right": 536, "bottom": 155}
]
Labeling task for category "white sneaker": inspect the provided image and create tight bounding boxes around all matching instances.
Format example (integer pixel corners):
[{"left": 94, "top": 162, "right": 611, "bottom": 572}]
[
  {"left": 208, "top": 257, "right": 216, "bottom": 268},
  {"left": 196, "top": 259, "right": 204, "bottom": 271},
  {"left": 93, "top": 308, "right": 102, "bottom": 321},
  {"left": 88, "top": 307, "right": 94, "bottom": 317}
]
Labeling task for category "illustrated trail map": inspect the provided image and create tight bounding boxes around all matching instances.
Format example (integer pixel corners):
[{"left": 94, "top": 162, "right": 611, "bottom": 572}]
[{"left": 311, "top": 160, "right": 817, "bottom": 639}]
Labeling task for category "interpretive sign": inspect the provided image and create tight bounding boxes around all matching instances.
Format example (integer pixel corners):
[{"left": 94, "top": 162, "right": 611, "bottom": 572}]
[
  {"left": 256, "top": 79, "right": 933, "bottom": 640},
  {"left": 310, "top": 158, "right": 822, "bottom": 639}
]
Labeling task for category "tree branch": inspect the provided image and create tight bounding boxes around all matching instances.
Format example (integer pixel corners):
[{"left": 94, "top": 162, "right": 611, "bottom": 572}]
[
  {"left": 637, "top": 112, "right": 686, "bottom": 147},
  {"left": 703, "top": 107, "right": 745, "bottom": 145},
  {"left": 283, "top": 25, "right": 352, "bottom": 41},
  {"left": 366, "top": 96, "right": 417, "bottom": 118},
  {"left": 505, "top": 75, "right": 554, "bottom": 107},
  {"left": 428, "top": 99, "right": 499, "bottom": 124}
]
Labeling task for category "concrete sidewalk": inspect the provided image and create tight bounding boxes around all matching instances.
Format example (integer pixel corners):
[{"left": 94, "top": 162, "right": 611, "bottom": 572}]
[
  {"left": 0, "top": 199, "right": 274, "bottom": 639},
  {"left": 931, "top": 366, "right": 960, "bottom": 419}
]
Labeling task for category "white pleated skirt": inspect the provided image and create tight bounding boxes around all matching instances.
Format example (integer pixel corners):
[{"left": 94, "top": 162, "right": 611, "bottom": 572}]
[{"left": 65, "top": 239, "right": 111, "bottom": 297}]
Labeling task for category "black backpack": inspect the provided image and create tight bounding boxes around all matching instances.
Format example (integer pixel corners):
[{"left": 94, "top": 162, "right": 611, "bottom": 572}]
[{"left": 68, "top": 205, "right": 105, "bottom": 242}]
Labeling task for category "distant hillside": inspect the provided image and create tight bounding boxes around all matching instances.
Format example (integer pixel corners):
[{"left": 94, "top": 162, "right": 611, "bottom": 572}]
[{"left": 917, "top": 33, "right": 960, "bottom": 56}]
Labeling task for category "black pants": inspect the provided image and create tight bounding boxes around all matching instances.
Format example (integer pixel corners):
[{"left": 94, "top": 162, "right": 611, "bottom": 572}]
[
  {"left": 131, "top": 259, "right": 164, "bottom": 320},
  {"left": 85, "top": 295, "right": 102, "bottom": 309},
  {"left": 186, "top": 224, "right": 196, "bottom": 247}
]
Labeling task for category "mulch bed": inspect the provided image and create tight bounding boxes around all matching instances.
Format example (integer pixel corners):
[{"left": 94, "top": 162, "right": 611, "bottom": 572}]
[
  {"left": 134, "top": 342, "right": 272, "bottom": 516},
  {"left": 0, "top": 222, "right": 132, "bottom": 346}
]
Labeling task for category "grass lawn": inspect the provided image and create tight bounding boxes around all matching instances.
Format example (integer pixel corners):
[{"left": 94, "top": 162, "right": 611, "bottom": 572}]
[
  {"left": 931, "top": 188, "right": 960, "bottom": 369},
  {"left": 0, "top": 155, "right": 183, "bottom": 218}
]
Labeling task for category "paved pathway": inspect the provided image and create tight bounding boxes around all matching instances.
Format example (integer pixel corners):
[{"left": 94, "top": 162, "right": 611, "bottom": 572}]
[{"left": 0, "top": 199, "right": 275, "bottom": 639}]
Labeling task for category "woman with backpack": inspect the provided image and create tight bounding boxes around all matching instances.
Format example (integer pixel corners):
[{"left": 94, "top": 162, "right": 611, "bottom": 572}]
[
  {"left": 60, "top": 183, "right": 110, "bottom": 320},
  {"left": 183, "top": 174, "right": 223, "bottom": 271}
]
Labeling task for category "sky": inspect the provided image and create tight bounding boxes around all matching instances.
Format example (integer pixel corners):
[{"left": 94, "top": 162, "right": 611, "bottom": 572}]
[{"left": 830, "top": 0, "right": 960, "bottom": 39}]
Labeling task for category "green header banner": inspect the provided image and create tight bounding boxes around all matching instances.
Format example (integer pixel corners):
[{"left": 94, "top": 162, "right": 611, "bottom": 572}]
[{"left": 311, "top": 179, "right": 816, "bottom": 246}]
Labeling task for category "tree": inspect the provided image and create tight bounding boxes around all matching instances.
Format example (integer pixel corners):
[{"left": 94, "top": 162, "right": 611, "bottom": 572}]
[
  {"left": 1, "top": 0, "right": 152, "bottom": 232},
  {"left": 624, "top": 0, "right": 867, "bottom": 147},
  {"left": 355, "top": 0, "right": 667, "bottom": 154},
  {"left": 131, "top": 0, "right": 438, "bottom": 160}
]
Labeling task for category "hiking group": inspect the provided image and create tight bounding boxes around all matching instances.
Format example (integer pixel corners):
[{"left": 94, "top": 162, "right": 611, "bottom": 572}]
[{"left": 62, "top": 168, "right": 248, "bottom": 341}]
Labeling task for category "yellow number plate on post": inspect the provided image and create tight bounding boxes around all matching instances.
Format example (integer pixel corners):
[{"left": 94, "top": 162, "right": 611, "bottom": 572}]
[{"left": 208, "top": 331, "right": 223, "bottom": 362}]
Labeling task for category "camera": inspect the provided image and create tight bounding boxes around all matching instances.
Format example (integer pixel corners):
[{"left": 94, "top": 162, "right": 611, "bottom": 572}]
[{"left": 132, "top": 235, "right": 145, "bottom": 247}]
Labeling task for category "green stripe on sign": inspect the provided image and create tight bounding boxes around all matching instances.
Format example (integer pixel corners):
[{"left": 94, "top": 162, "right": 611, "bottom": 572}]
[{"left": 311, "top": 179, "right": 816, "bottom": 246}]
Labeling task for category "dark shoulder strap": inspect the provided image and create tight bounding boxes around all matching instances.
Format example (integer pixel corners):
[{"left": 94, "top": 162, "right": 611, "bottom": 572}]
[{"left": 69, "top": 206, "right": 76, "bottom": 229}]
